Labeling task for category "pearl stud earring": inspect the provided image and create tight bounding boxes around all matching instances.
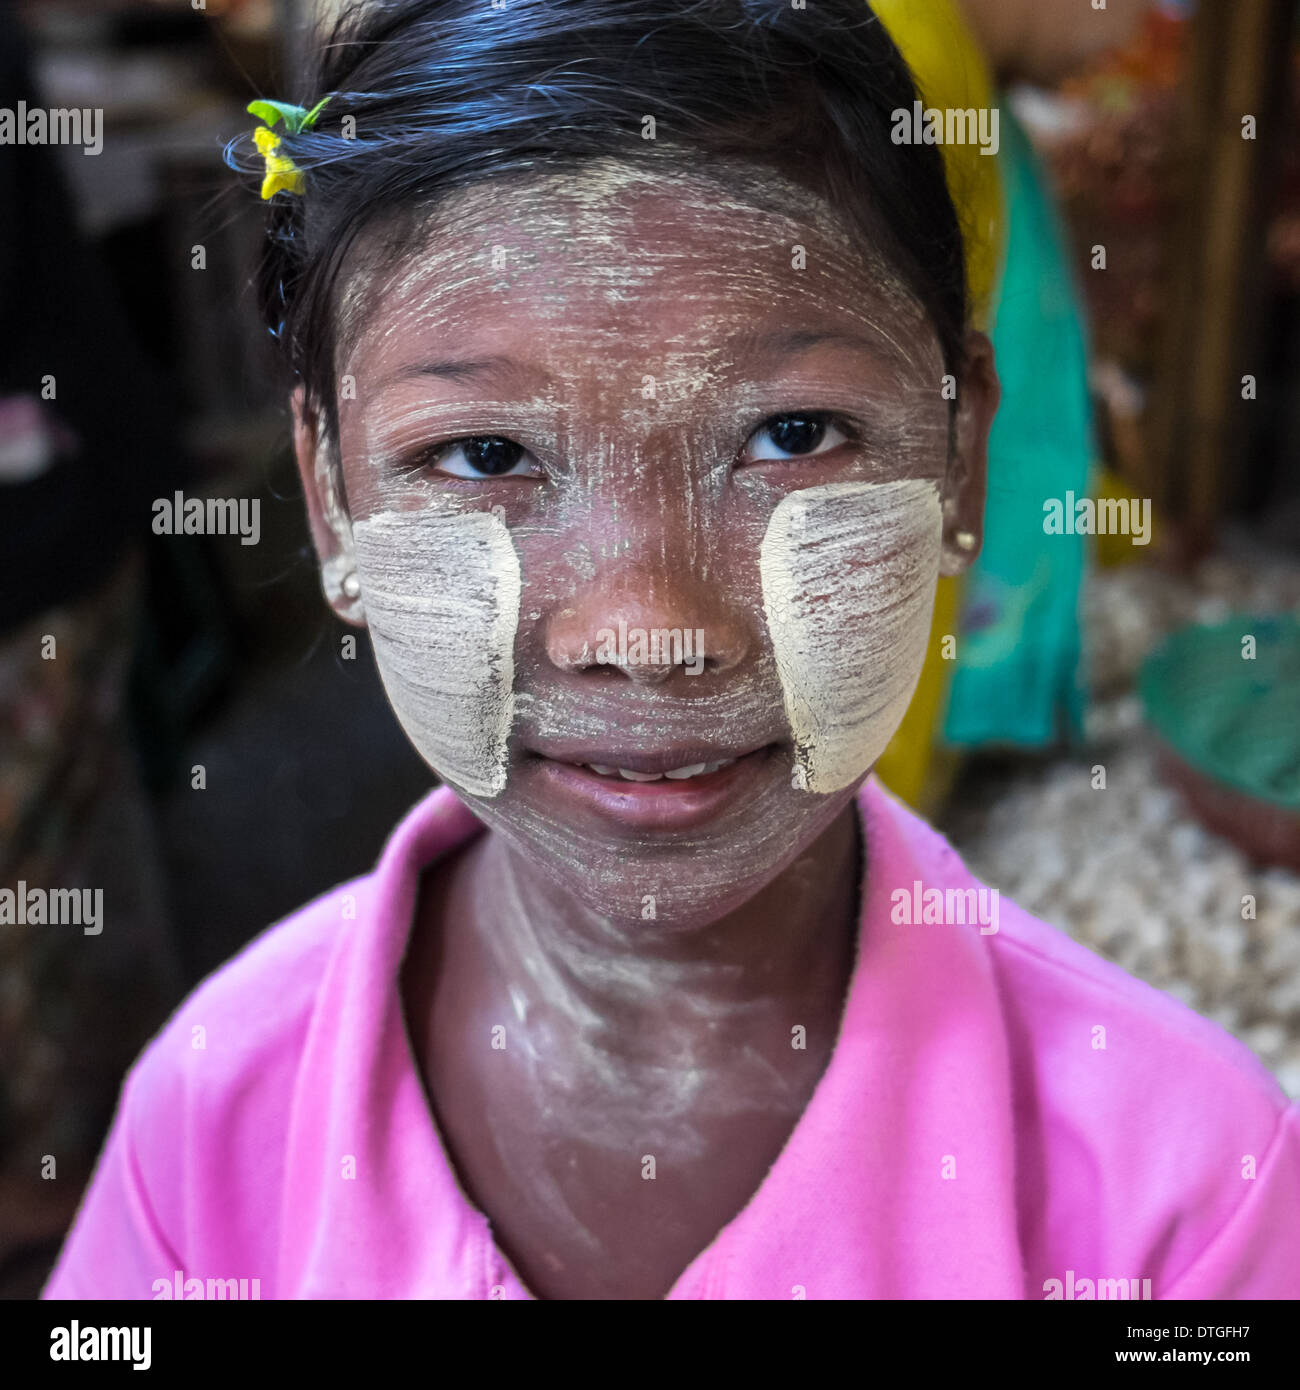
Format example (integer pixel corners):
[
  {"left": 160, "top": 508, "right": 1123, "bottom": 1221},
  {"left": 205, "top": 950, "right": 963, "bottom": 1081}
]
[
  {"left": 342, "top": 572, "right": 361, "bottom": 599},
  {"left": 954, "top": 531, "right": 976, "bottom": 552}
]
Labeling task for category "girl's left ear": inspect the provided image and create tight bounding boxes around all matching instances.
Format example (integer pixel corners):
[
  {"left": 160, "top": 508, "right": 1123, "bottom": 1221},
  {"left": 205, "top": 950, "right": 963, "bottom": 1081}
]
[
  {"left": 939, "top": 330, "right": 999, "bottom": 577},
  {"left": 291, "top": 386, "right": 368, "bottom": 626}
]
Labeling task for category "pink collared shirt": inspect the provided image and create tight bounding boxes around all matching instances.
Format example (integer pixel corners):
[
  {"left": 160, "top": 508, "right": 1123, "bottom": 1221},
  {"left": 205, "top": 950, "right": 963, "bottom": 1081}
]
[{"left": 43, "top": 779, "right": 1300, "bottom": 1299}]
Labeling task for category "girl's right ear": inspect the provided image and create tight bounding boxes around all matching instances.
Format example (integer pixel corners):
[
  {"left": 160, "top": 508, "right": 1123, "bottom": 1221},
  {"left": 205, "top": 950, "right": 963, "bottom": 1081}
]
[{"left": 291, "top": 386, "right": 367, "bottom": 627}]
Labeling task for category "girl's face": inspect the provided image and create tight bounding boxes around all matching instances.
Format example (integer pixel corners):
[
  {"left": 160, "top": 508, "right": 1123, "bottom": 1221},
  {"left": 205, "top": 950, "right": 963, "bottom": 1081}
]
[{"left": 296, "top": 159, "right": 996, "bottom": 928}]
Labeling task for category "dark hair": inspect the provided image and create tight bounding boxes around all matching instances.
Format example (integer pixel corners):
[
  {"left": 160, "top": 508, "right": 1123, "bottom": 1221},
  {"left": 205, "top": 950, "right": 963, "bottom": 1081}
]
[{"left": 230, "top": 0, "right": 968, "bottom": 443}]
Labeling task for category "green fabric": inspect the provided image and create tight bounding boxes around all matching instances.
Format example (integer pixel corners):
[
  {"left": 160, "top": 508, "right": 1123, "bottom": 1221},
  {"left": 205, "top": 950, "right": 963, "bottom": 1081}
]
[
  {"left": 943, "top": 105, "right": 1092, "bottom": 747},
  {"left": 1139, "top": 616, "right": 1300, "bottom": 809}
]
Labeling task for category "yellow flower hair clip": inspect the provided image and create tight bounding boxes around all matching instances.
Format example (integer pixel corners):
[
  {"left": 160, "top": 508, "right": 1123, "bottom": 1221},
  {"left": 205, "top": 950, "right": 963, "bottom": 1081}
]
[{"left": 247, "top": 97, "right": 331, "bottom": 200}]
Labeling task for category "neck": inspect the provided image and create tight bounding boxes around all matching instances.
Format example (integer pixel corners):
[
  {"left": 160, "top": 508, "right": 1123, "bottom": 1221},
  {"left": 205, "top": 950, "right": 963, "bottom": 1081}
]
[{"left": 464, "top": 800, "right": 863, "bottom": 1085}]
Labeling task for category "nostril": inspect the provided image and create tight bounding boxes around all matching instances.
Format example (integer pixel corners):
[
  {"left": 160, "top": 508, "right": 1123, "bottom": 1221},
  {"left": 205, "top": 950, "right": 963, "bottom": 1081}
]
[
  {"left": 623, "top": 664, "right": 676, "bottom": 686},
  {"left": 546, "top": 598, "right": 750, "bottom": 678}
]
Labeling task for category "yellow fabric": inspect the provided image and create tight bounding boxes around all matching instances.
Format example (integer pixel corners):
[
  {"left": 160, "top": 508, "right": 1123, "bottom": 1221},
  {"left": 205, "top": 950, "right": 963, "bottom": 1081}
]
[
  {"left": 1094, "top": 468, "right": 1155, "bottom": 568},
  {"left": 870, "top": 0, "right": 1007, "bottom": 808},
  {"left": 870, "top": 0, "right": 1005, "bottom": 331}
]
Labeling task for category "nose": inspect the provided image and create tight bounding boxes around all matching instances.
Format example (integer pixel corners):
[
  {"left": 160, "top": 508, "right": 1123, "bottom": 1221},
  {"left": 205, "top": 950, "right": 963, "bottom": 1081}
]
[{"left": 545, "top": 574, "right": 749, "bottom": 684}]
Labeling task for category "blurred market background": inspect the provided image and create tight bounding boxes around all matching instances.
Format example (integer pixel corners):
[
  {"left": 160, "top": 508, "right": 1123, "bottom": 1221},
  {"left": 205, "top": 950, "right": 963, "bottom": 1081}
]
[{"left": 1, "top": 0, "right": 1298, "bottom": 1296}]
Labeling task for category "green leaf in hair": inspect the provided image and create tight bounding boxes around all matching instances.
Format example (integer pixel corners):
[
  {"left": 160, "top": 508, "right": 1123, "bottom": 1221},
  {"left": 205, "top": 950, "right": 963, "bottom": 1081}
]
[
  {"left": 247, "top": 99, "right": 296, "bottom": 129},
  {"left": 247, "top": 97, "right": 331, "bottom": 133},
  {"left": 300, "top": 97, "right": 332, "bottom": 131}
]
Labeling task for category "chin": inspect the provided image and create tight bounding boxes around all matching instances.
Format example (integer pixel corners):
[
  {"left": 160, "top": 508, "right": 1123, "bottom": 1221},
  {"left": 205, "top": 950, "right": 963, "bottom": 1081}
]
[
  {"left": 454, "top": 753, "right": 857, "bottom": 933},
  {"left": 471, "top": 798, "right": 798, "bottom": 932}
]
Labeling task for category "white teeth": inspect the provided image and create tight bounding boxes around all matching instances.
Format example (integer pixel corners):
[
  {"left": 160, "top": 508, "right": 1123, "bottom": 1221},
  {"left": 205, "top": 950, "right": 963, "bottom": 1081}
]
[{"left": 583, "top": 758, "right": 737, "bottom": 781}]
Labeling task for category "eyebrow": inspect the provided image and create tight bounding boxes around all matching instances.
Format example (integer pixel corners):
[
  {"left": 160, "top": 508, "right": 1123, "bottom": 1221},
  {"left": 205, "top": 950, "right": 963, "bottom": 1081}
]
[
  {"left": 378, "top": 354, "right": 537, "bottom": 389},
  {"left": 731, "top": 328, "right": 890, "bottom": 362},
  {"left": 371, "top": 328, "right": 885, "bottom": 397}
]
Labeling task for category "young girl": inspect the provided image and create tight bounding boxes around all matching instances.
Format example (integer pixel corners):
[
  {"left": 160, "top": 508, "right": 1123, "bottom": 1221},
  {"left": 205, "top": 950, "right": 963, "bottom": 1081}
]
[{"left": 44, "top": 0, "right": 1300, "bottom": 1300}]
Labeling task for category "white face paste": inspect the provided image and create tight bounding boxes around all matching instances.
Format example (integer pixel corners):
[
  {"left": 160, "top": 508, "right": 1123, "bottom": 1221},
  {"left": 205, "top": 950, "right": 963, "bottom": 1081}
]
[
  {"left": 760, "top": 479, "right": 942, "bottom": 794},
  {"left": 351, "top": 508, "right": 521, "bottom": 797},
  {"left": 333, "top": 158, "right": 949, "bottom": 918}
]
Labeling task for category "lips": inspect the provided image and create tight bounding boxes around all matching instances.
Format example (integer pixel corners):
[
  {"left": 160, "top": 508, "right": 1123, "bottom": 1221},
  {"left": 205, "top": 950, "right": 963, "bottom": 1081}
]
[
  {"left": 584, "top": 759, "right": 735, "bottom": 782},
  {"left": 533, "top": 742, "right": 765, "bottom": 777},
  {"left": 529, "top": 743, "right": 776, "bottom": 832}
]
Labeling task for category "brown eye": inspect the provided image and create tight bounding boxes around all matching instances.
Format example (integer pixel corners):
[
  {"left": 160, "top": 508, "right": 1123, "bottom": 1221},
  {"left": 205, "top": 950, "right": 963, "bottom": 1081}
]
[
  {"left": 434, "top": 436, "right": 542, "bottom": 478},
  {"left": 742, "top": 413, "right": 849, "bottom": 462}
]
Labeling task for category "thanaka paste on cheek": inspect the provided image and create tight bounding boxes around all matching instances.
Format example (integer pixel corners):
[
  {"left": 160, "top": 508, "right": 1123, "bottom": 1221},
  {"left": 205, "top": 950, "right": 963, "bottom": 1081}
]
[
  {"left": 352, "top": 508, "right": 521, "bottom": 797},
  {"left": 760, "top": 479, "right": 942, "bottom": 795}
]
